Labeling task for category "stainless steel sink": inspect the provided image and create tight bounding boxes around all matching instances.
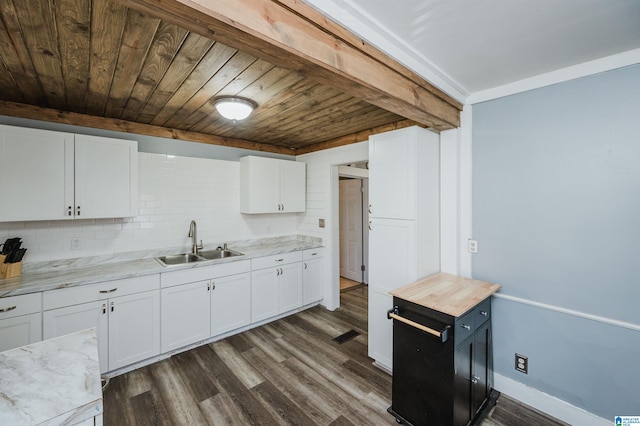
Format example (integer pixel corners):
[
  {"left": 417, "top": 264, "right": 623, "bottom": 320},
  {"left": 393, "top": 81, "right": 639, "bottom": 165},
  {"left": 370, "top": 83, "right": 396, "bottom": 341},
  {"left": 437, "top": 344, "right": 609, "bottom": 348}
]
[
  {"left": 155, "top": 248, "right": 244, "bottom": 266},
  {"left": 197, "top": 249, "right": 244, "bottom": 260}
]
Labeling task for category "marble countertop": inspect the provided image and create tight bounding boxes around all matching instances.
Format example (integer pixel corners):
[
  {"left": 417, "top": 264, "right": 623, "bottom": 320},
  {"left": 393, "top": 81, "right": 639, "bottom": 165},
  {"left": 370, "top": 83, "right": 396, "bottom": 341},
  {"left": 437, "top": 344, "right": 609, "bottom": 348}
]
[
  {"left": 0, "top": 328, "right": 102, "bottom": 425},
  {"left": 0, "top": 235, "right": 323, "bottom": 298}
]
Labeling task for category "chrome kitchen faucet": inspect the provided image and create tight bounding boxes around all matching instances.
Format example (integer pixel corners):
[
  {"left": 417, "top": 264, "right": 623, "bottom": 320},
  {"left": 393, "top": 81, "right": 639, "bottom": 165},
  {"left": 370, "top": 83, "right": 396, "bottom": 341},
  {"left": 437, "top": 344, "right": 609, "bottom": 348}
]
[{"left": 188, "top": 220, "right": 203, "bottom": 254}]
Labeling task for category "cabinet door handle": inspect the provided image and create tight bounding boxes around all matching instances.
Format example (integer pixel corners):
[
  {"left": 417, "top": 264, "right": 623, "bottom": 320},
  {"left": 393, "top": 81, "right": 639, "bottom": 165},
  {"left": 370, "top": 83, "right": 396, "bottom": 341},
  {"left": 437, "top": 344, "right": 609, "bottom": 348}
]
[
  {"left": 99, "top": 288, "right": 118, "bottom": 294},
  {"left": 102, "top": 303, "right": 107, "bottom": 314},
  {"left": 471, "top": 375, "right": 480, "bottom": 384},
  {"left": 0, "top": 305, "right": 17, "bottom": 313},
  {"left": 368, "top": 205, "right": 372, "bottom": 214},
  {"left": 304, "top": 262, "right": 307, "bottom": 269},
  {"left": 387, "top": 307, "right": 450, "bottom": 343},
  {"left": 479, "top": 310, "right": 488, "bottom": 317},
  {"left": 212, "top": 282, "right": 216, "bottom": 290},
  {"left": 368, "top": 221, "right": 372, "bottom": 231},
  {"left": 76, "top": 206, "right": 81, "bottom": 216},
  {"left": 461, "top": 324, "right": 471, "bottom": 330},
  {"left": 67, "top": 206, "right": 72, "bottom": 216},
  {"left": 110, "top": 302, "right": 114, "bottom": 312}
]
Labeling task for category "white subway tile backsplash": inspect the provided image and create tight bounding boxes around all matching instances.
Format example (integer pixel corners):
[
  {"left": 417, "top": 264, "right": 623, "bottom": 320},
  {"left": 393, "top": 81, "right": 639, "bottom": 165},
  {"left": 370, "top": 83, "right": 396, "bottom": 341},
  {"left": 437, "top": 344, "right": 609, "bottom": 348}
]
[{"left": 0, "top": 152, "right": 298, "bottom": 263}]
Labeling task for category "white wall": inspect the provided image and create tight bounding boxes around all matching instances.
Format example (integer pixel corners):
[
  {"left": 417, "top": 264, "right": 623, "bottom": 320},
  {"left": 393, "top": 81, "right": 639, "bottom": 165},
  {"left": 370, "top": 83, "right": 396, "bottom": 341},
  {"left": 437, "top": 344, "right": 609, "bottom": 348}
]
[
  {"left": 0, "top": 152, "right": 298, "bottom": 264},
  {"left": 296, "top": 141, "right": 369, "bottom": 310}
]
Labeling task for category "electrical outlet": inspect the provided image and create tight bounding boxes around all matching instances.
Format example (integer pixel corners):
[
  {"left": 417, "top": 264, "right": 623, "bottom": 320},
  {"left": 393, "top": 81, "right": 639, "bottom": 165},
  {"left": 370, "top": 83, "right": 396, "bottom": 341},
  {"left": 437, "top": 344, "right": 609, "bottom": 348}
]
[
  {"left": 318, "top": 218, "right": 325, "bottom": 228},
  {"left": 468, "top": 239, "right": 478, "bottom": 253},
  {"left": 71, "top": 238, "right": 81, "bottom": 250},
  {"left": 515, "top": 353, "right": 528, "bottom": 374}
]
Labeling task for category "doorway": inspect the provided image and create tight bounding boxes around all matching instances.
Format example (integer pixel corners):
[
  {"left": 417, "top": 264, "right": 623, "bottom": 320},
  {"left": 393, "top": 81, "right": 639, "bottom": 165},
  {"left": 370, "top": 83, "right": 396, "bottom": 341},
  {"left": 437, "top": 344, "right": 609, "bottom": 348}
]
[{"left": 338, "top": 164, "right": 369, "bottom": 297}]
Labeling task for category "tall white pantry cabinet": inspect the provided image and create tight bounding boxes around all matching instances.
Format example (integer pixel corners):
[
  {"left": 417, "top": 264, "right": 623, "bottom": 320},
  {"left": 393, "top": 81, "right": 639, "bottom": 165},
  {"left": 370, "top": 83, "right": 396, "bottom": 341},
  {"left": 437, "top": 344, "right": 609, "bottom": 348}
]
[{"left": 367, "top": 126, "right": 440, "bottom": 372}]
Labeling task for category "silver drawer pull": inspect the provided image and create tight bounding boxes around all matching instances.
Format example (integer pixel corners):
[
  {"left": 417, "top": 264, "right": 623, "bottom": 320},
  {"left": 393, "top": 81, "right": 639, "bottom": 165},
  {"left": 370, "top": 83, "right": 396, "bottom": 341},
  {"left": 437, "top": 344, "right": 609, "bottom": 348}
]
[
  {"left": 461, "top": 324, "right": 471, "bottom": 330},
  {"left": 310, "top": 252, "right": 317, "bottom": 256},
  {"left": 479, "top": 310, "right": 488, "bottom": 317},
  {"left": 275, "top": 258, "right": 284, "bottom": 262},
  {"left": 0, "top": 305, "right": 17, "bottom": 313},
  {"left": 99, "top": 288, "right": 118, "bottom": 294}
]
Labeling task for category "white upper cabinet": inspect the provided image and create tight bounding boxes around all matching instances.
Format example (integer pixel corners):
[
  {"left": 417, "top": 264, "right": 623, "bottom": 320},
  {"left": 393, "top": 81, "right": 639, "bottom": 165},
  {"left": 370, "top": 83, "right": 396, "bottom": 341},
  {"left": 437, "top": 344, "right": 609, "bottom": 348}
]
[
  {"left": 0, "top": 125, "right": 137, "bottom": 222},
  {"left": 369, "top": 127, "right": 418, "bottom": 220},
  {"left": 240, "top": 155, "right": 305, "bottom": 213}
]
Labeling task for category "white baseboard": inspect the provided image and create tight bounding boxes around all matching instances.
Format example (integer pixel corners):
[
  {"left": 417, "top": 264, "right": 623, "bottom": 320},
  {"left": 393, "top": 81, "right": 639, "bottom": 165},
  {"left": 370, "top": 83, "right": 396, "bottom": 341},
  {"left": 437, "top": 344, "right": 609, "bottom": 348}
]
[{"left": 494, "top": 373, "right": 609, "bottom": 426}]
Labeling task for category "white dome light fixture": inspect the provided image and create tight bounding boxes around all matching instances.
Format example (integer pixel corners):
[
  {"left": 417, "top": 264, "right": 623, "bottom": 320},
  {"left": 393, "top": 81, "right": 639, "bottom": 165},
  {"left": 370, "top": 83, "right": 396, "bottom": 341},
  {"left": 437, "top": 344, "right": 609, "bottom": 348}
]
[{"left": 213, "top": 97, "right": 257, "bottom": 121}]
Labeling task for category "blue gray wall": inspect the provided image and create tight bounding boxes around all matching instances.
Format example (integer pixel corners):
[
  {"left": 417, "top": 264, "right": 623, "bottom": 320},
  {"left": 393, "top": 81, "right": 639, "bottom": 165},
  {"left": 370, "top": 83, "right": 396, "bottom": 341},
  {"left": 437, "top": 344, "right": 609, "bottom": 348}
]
[{"left": 472, "top": 64, "right": 640, "bottom": 419}]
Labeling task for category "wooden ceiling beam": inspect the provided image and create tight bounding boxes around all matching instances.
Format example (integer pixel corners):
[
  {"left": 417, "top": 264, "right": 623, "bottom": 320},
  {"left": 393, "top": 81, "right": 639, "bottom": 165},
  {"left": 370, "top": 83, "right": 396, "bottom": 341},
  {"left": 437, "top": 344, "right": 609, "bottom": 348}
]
[
  {"left": 0, "top": 101, "right": 294, "bottom": 154},
  {"left": 120, "top": 0, "right": 461, "bottom": 130}
]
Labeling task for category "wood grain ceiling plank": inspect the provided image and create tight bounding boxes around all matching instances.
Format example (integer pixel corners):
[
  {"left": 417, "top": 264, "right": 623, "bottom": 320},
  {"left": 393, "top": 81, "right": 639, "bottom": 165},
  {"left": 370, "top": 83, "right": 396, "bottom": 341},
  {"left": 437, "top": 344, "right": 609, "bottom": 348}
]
[
  {"left": 162, "top": 51, "right": 255, "bottom": 129},
  {"left": 294, "top": 119, "right": 417, "bottom": 155},
  {"left": 120, "top": 21, "right": 189, "bottom": 121},
  {"left": 86, "top": 0, "right": 127, "bottom": 115},
  {"left": 0, "top": 99, "right": 293, "bottom": 154},
  {"left": 0, "top": 3, "right": 42, "bottom": 103},
  {"left": 149, "top": 41, "right": 237, "bottom": 126},
  {"left": 104, "top": 9, "right": 160, "bottom": 118},
  {"left": 12, "top": 0, "right": 66, "bottom": 108},
  {"left": 0, "top": 58, "right": 24, "bottom": 102},
  {"left": 119, "top": 0, "right": 460, "bottom": 129},
  {"left": 276, "top": 0, "right": 463, "bottom": 111},
  {"left": 136, "top": 31, "right": 214, "bottom": 123},
  {"left": 54, "top": 0, "right": 91, "bottom": 114}
]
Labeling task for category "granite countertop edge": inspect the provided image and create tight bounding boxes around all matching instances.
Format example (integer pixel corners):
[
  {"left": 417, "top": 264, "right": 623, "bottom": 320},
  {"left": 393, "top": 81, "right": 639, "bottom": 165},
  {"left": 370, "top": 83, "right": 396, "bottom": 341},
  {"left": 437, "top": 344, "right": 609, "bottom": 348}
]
[{"left": 0, "top": 235, "right": 324, "bottom": 298}]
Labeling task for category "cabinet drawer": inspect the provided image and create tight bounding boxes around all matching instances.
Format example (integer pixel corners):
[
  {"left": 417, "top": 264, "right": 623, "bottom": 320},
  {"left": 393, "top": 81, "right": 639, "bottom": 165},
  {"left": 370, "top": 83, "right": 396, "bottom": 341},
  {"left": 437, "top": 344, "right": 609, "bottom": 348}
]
[
  {"left": 475, "top": 298, "right": 491, "bottom": 327},
  {"left": 303, "top": 247, "right": 324, "bottom": 260},
  {"left": 455, "top": 309, "right": 475, "bottom": 344},
  {"left": 43, "top": 274, "right": 160, "bottom": 310},
  {"left": 0, "top": 293, "right": 42, "bottom": 319},
  {"left": 161, "top": 259, "right": 251, "bottom": 288},
  {"left": 251, "top": 251, "right": 303, "bottom": 270}
]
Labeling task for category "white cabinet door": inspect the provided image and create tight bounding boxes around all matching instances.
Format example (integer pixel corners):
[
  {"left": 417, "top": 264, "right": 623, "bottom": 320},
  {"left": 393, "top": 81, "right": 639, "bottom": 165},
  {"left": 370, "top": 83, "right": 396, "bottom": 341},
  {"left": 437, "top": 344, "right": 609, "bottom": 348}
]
[
  {"left": 211, "top": 272, "right": 251, "bottom": 336},
  {"left": 108, "top": 290, "right": 160, "bottom": 371},
  {"left": 251, "top": 268, "right": 279, "bottom": 322},
  {"left": 302, "top": 256, "right": 324, "bottom": 305},
  {"left": 278, "top": 262, "right": 302, "bottom": 314},
  {"left": 161, "top": 281, "right": 210, "bottom": 353},
  {"left": 240, "top": 156, "right": 305, "bottom": 213},
  {"left": 368, "top": 218, "right": 417, "bottom": 293},
  {"left": 75, "top": 135, "right": 138, "bottom": 219},
  {"left": 0, "top": 313, "right": 42, "bottom": 352},
  {"left": 368, "top": 289, "right": 393, "bottom": 371},
  {"left": 369, "top": 128, "right": 416, "bottom": 220},
  {"left": 280, "top": 160, "right": 305, "bottom": 212},
  {"left": 43, "top": 301, "right": 109, "bottom": 373},
  {"left": 0, "top": 125, "right": 74, "bottom": 221}
]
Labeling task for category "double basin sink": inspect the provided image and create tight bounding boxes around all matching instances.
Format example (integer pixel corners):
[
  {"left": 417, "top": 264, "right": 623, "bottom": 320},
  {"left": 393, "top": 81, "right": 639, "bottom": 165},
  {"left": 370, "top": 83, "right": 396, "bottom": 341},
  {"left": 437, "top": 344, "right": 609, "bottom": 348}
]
[{"left": 156, "top": 248, "right": 244, "bottom": 267}]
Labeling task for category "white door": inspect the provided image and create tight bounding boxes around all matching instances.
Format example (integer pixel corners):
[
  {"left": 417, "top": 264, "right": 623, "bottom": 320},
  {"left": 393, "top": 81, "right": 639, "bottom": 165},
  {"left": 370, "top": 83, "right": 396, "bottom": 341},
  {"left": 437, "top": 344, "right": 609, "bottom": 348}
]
[
  {"left": 43, "top": 301, "right": 109, "bottom": 373},
  {"left": 278, "top": 262, "right": 303, "bottom": 314},
  {"left": 0, "top": 125, "right": 74, "bottom": 221},
  {"left": 251, "top": 268, "right": 279, "bottom": 322},
  {"left": 339, "top": 179, "right": 363, "bottom": 282},
  {"left": 161, "top": 281, "right": 210, "bottom": 353},
  {"left": 75, "top": 135, "right": 137, "bottom": 219},
  {"left": 211, "top": 272, "right": 251, "bottom": 336},
  {"left": 108, "top": 290, "right": 160, "bottom": 371},
  {"left": 0, "top": 314, "right": 42, "bottom": 353}
]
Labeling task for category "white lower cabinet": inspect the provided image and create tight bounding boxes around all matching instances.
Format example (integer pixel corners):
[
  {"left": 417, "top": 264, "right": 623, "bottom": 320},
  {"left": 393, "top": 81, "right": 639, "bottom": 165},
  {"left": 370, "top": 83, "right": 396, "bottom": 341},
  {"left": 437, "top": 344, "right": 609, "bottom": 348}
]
[
  {"left": 0, "top": 293, "right": 42, "bottom": 352},
  {"left": 160, "top": 260, "right": 252, "bottom": 353},
  {"left": 161, "top": 281, "right": 210, "bottom": 353},
  {"left": 251, "top": 251, "right": 303, "bottom": 322},
  {"left": 368, "top": 289, "right": 394, "bottom": 371},
  {"left": 43, "top": 275, "right": 160, "bottom": 373},
  {"left": 302, "top": 248, "right": 324, "bottom": 305}
]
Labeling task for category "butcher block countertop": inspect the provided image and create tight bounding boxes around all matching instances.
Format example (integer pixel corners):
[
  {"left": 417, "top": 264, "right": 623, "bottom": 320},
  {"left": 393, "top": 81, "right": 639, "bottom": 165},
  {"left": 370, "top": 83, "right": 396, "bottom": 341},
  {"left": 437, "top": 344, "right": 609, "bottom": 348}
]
[{"left": 389, "top": 272, "right": 501, "bottom": 317}]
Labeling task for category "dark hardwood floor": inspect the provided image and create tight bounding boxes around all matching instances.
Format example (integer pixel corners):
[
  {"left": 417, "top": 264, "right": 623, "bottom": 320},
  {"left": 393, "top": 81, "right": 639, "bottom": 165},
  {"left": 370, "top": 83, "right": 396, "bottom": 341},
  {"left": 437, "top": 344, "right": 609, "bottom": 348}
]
[{"left": 104, "top": 286, "right": 566, "bottom": 425}]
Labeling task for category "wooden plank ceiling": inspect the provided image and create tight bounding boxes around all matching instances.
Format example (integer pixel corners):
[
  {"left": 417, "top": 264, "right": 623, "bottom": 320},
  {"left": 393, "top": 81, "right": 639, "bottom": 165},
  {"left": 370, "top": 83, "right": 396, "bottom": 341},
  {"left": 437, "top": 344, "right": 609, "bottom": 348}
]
[{"left": 0, "top": 0, "right": 462, "bottom": 154}]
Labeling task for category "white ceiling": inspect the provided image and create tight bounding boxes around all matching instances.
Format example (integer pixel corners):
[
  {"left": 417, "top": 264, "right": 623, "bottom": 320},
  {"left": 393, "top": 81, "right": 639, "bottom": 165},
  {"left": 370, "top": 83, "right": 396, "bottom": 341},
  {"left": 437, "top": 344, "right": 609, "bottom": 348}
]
[{"left": 304, "top": 0, "right": 640, "bottom": 102}]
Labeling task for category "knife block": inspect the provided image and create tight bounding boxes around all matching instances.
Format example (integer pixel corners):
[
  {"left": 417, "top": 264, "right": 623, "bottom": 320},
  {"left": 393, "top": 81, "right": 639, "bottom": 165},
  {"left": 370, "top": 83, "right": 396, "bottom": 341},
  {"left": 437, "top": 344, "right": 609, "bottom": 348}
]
[{"left": 0, "top": 255, "right": 22, "bottom": 279}]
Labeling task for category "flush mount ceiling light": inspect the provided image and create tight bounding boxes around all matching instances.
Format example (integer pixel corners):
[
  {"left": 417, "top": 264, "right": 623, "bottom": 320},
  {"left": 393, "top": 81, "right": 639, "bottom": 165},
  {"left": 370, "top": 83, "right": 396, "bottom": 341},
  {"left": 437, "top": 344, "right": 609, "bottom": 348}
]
[{"left": 213, "top": 97, "right": 257, "bottom": 121}]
